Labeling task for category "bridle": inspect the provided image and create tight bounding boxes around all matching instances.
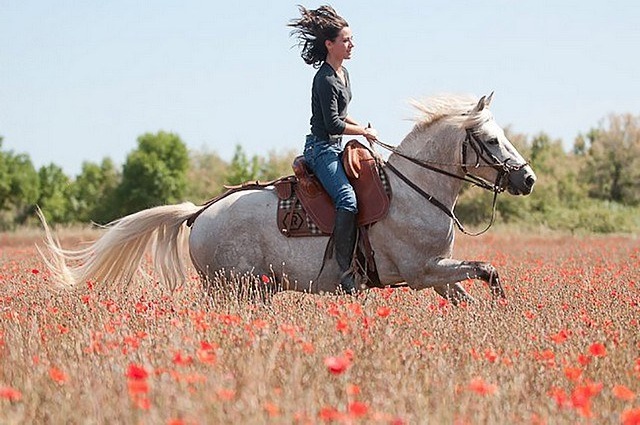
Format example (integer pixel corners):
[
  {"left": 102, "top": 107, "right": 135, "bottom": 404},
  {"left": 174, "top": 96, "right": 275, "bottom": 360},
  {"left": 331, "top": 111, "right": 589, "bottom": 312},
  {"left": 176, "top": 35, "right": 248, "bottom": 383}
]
[{"left": 372, "top": 128, "right": 528, "bottom": 236}]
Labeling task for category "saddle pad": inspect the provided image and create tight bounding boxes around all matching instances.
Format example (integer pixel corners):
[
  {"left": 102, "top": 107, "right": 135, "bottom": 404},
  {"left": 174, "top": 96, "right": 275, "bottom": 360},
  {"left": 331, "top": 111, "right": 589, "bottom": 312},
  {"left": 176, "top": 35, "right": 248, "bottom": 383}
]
[
  {"left": 277, "top": 163, "right": 391, "bottom": 237},
  {"left": 277, "top": 193, "right": 330, "bottom": 237}
]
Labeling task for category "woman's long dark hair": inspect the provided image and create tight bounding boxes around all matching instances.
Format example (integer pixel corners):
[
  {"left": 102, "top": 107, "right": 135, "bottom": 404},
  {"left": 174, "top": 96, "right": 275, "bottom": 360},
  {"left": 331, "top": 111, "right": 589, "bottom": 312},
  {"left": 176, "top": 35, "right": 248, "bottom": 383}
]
[{"left": 288, "top": 5, "right": 349, "bottom": 68}]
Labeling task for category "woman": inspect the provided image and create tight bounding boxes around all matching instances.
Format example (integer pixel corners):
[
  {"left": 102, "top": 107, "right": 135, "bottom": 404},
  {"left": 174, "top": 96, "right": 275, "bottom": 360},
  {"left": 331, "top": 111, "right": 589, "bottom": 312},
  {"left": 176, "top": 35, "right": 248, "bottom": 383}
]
[{"left": 289, "top": 5, "right": 378, "bottom": 294}]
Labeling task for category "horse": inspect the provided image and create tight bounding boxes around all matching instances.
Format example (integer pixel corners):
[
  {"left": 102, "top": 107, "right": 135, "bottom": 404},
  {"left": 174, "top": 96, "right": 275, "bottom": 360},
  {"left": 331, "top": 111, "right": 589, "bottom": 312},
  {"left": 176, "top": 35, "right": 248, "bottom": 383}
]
[{"left": 38, "top": 93, "right": 536, "bottom": 303}]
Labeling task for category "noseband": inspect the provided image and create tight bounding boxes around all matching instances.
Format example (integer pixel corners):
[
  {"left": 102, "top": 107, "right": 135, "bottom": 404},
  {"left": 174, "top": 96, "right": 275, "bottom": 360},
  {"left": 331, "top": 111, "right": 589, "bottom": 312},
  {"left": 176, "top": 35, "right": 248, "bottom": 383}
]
[
  {"left": 372, "top": 128, "right": 527, "bottom": 236},
  {"left": 462, "top": 129, "right": 527, "bottom": 187}
]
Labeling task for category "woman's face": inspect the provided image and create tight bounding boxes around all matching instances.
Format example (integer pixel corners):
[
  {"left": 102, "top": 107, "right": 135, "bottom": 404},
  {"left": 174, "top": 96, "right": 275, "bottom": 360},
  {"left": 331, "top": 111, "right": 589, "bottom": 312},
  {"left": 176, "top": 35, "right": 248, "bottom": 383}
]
[{"left": 326, "top": 27, "right": 354, "bottom": 61}]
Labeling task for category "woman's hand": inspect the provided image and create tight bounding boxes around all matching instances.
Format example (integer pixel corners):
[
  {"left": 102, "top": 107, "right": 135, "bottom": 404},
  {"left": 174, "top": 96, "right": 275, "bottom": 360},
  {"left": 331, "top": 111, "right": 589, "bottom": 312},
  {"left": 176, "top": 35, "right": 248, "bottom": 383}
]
[{"left": 363, "top": 125, "right": 378, "bottom": 142}]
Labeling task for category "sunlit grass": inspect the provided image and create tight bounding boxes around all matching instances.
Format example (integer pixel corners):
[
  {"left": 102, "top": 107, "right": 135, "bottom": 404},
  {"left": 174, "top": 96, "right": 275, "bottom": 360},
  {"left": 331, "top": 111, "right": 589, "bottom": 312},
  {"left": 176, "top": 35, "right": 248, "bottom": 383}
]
[{"left": 0, "top": 231, "right": 638, "bottom": 424}]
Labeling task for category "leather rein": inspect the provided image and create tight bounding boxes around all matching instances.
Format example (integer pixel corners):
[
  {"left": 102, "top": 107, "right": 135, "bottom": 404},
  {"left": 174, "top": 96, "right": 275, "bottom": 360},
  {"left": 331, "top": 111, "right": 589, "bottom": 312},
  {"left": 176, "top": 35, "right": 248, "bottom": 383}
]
[{"left": 372, "top": 128, "right": 527, "bottom": 236}]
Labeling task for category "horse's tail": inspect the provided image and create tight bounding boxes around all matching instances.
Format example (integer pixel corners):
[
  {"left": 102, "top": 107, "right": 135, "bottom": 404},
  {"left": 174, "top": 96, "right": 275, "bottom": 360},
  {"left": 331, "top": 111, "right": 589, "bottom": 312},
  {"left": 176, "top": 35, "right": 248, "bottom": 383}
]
[{"left": 37, "top": 202, "right": 201, "bottom": 292}]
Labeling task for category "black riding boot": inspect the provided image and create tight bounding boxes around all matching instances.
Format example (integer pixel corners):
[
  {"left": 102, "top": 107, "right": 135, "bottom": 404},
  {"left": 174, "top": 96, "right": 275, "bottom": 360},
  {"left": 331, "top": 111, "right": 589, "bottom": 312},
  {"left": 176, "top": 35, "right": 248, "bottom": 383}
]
[{"left": 334, "top": 210, "right": 358, "bottom": 295}]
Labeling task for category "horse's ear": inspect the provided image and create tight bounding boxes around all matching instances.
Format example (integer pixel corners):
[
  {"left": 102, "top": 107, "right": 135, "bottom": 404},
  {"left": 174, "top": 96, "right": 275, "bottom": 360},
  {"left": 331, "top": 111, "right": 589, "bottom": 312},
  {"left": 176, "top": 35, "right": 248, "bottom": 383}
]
[
  {"left": 486, "top": 91, "right": 494, "bottom": 107},
  {"left": 473, "top": 95, "right": 487, "bottom": 113}
]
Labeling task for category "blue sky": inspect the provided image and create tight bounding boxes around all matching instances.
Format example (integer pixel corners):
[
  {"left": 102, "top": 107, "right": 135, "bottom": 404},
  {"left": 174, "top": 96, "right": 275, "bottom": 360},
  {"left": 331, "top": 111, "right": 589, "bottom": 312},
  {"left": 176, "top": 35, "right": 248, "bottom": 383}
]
[{"left": 2, "top": 1, "right": 639, "bottom": 176}]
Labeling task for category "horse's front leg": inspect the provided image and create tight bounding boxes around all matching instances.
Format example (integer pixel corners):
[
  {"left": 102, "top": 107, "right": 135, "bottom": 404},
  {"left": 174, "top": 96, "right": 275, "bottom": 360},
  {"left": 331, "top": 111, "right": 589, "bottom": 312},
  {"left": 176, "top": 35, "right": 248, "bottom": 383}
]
[
  {"left": 432, "top": 282, "right": 475, "bottom": 305},
  {"left": 409, "top": 258, "right": 505, "bottom": 300}
]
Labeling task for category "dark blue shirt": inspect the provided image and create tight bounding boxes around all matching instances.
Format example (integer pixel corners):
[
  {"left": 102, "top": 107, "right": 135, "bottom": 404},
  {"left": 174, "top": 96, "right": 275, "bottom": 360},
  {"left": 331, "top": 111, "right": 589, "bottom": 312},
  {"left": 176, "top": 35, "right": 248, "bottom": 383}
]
[{"left": 310, "top": 62, "right": 352, "bottom": 142}]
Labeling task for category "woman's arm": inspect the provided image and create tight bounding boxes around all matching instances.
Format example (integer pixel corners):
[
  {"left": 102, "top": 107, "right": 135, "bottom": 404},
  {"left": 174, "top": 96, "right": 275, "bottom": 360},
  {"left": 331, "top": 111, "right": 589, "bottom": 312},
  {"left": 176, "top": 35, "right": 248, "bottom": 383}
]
[{"left": 343, "top": 116, "right": 378, "bottom": 141}]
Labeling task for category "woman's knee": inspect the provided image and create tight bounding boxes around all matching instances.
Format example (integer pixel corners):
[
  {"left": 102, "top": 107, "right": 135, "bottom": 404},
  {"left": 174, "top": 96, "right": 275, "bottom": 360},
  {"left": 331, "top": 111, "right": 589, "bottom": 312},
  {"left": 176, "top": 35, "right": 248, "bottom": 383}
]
[{"left": 335, "top": 185, "right": 357, "bottom": 213}]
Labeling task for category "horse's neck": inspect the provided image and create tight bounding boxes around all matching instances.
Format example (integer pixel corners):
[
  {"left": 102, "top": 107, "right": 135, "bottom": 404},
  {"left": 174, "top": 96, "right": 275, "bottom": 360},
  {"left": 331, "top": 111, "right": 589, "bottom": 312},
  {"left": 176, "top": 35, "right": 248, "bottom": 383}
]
[{"left": 389, "top": 123, "right": 465, "bottom": 208}]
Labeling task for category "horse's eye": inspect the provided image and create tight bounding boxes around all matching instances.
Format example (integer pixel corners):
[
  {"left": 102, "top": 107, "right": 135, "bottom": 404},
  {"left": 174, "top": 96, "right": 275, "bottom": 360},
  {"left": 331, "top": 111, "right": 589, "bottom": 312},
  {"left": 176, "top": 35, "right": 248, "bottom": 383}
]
[{"left": 486, "top": 138, "right": 499, "bottom": 146}]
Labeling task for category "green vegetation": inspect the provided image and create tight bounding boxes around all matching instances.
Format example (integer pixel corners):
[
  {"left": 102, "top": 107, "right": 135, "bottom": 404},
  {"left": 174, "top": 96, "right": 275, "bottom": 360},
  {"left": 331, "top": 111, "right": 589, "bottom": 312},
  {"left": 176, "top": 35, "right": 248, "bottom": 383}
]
[{"left": 1, "top": 112, "right": 638, "bottom": 233}]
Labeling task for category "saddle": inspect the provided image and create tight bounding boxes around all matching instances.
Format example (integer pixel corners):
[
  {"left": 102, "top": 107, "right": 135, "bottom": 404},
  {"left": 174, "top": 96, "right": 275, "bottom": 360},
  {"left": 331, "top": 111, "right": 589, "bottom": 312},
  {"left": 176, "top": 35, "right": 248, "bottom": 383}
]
[{"left": 275, "top": 139, "right": 391, "bottom": 237}]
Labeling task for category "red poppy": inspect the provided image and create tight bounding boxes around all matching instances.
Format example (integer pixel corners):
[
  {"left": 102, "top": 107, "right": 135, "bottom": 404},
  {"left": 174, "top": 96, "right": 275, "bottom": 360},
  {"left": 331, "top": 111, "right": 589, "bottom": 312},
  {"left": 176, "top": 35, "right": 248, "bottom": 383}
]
[
  {"left": 0, "top": 386, "right": 22, "bottom": 402},
  {"left": 126, "top": 364, "right": 148, "bottom": 380},
  {"left": 621, "top": 407, "right": 640, "bottom": 425},
  {"left": 563, "top": 366, "right": 582, "bottom": 382},
  {"left": 49, "top": 367, "right": 68, "bottom": 384},
  {"left": 549, "top": 329, "right": 570, "bottom": 344},
  {"left": 376, "top": 306, "right": 392, "bottom": 318},
  {"left": 324, "top": 355, "right": 350, "bottom": 375},
  {"left": 216, "top": 388, "right": 236, "bottom": 401},
  {"left": 484, "top": 348, "right": 498, "bottom": 363},
  {"left": 172, "top": 351, "right": 194, "bottom": 366},
  {"left": 613, "top": 384, "right": 636, "bottom": 401},
  {"left": 588, "top": 343, "right": 606, "bottom": 357},
  {"left": 346, "top": 383, "right": 360, "bottom": 396},
  {"left": 577, "top": 354, "right": 592, "bottom": 366},
  {"left": 263, "top": 402, "right": 280, "bottom": 417},
  {"left": 467, "top": 377, "right": 497, "bottom": 395},
  {"left": 319, "top": 406, "right": 342, "bottom": 422},
  {"left": 348, "top": 401, "right": 369, "bottom": 418}
]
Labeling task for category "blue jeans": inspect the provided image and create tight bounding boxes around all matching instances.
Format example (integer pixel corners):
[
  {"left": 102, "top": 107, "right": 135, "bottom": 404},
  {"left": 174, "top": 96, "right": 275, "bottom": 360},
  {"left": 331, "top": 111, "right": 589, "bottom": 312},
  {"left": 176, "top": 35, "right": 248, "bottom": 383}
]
[{"left": 303, "top": 134, "right": 358, "bottom": 213}]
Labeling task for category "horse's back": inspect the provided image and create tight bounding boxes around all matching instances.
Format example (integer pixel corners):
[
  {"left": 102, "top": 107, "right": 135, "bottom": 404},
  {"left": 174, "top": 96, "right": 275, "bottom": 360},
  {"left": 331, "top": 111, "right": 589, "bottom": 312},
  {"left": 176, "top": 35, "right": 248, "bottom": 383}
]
[{"left": 188, "top": 189, "right": 331, "bottom": 289}]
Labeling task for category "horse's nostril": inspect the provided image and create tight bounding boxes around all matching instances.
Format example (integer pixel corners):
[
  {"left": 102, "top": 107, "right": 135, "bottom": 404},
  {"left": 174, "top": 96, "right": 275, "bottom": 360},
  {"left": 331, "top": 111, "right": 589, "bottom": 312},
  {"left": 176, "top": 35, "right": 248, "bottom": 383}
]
[{"left": 525, "top": 175, "right": 536, "bottom": 188}]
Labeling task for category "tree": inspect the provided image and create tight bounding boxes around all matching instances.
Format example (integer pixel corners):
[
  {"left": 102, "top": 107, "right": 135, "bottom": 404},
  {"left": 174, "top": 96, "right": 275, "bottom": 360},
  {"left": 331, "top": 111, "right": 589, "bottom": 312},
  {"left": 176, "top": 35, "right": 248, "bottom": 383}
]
[
  {"left": 70, "top": 158, "right": 120, "bottom": 223},
  {"left": 7, "top": 153, "right": 40, "bottom": 224},
  {"left": 115, "top": 131, "right": 189, "bottom": 216},
  {"left": 0, "top": 138, "right": 40, "bottom": 228},
  {"left": 0, "top": 137, "right": 9, "bottom": 209},
  {"left": 259, "top": 148, "right": 299, "bottom": 181},
  {"left": 37, "top": 164, "right": 72, "bottom": 224},
  {"left": 578, "top": 114, "right": 640, "bottom": 205},
  {"left": 185, "top": 148, "right": 229, "bottom": 203},
  {"left": 224, "top": 144, "right": 260, "bottom": 186}
]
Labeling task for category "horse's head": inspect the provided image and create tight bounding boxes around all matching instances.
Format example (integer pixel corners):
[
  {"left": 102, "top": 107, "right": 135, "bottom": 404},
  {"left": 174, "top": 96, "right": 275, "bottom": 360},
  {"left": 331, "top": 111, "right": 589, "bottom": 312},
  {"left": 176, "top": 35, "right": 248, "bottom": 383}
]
[{"left": 461, "top": 93, "right": 537, "bottom": 196}]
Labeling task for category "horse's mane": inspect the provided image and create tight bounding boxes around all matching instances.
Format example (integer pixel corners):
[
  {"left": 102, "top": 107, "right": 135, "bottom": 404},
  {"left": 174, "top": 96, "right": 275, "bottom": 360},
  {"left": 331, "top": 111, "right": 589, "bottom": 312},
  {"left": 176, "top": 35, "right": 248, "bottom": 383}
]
[{"left": 410, "top": 93, "right": 490, "bottom": 130}]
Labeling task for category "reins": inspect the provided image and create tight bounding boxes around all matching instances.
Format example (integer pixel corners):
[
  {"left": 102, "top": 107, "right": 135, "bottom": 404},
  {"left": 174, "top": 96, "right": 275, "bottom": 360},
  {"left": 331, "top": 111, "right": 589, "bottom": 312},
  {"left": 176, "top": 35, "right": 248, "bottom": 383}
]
[{"left": 371, "top": 129, "right": 522, "bottom": 236}]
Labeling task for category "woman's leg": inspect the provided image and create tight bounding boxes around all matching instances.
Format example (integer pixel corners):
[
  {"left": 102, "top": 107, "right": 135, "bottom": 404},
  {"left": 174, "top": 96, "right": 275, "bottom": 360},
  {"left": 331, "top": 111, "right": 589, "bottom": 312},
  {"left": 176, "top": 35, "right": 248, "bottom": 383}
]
[{"left": 304, "top": 137, "right": 358, "bottom": 293}]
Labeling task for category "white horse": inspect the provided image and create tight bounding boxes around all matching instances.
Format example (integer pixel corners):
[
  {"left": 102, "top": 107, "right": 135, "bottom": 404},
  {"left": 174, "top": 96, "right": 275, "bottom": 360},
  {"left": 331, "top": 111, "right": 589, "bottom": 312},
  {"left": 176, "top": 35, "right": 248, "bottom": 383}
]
[{"left": 39, "top": 93, "right": 536, "bottom": 302}]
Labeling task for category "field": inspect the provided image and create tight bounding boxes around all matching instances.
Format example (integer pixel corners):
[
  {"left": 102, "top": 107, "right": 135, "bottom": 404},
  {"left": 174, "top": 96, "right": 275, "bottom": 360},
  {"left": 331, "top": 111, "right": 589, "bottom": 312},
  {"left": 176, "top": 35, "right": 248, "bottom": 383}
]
[{"left": 1, "top": 229, "right": 639, "bottom": 424}]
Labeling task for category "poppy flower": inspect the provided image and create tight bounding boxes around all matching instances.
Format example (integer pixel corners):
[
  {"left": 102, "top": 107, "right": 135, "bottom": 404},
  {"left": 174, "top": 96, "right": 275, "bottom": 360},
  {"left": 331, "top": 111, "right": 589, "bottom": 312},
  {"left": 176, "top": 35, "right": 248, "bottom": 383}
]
[
  {"left": 563, "top": 366, "right": 582, "bottom": 382},
  {"left": 126, "top": 364, "right": 148, "bottom": 380},
  {"left": 621, "top": 407, "right": 640, "bottom": 425},
  {"left": 49, "top": 367, "right": 68, "bottom": 384},
  {"left": 324, "top": 355, "right": 350, "bottom": 375},
  {"left": 467, "top": 377, "right": 497, "bottom": 396},
  {"left": 0, "top": 386, "right": 22, "bottom": 402},
  {"left": 613, "top": 384, "right": 636, "bottom": 401},
  {"left": 172, "top": 351, "right": 194, "bottom": 366},
  {"left": 348, "top": 401, "right": 369, "bottom": 418},
  {"left": 263, "top": 402, "right": 280, "bottom": 417},
  {"left": 346, "top": 383, "right": 360, "bottom": 396},
  {"left": 589, "top": 343, "right": 606, "bottom": 357},
  {"left": 376, "top": 306, "right": 391, "bottom": 318},
  {"left": 549, "top": 329, "right": 570, "bottom": 344},
  {"left": 319, "top": 406, "right": 342, "bottom": 422},
  {"left": 216, "top": 388, "right": 236, "bottom": 401}
]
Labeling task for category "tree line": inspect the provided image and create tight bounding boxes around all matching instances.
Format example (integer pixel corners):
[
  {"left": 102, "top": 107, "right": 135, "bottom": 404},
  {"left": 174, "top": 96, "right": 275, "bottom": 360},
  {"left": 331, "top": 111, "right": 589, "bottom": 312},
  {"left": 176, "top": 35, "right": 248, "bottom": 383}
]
[{"left": 1, "top": 112, "right": 639, "bottom": 233}]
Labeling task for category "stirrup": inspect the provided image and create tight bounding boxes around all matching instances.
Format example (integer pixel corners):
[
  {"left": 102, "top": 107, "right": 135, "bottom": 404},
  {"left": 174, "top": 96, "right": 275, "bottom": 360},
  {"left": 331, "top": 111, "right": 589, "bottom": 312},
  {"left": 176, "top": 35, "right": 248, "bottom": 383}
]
[{"left": 339, "top": 270, "right": 358, "bottom": 295}]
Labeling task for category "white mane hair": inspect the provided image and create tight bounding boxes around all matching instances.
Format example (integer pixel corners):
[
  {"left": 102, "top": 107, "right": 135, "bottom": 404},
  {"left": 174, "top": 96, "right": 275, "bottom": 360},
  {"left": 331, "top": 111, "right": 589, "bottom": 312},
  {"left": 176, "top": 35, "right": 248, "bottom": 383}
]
[{"left": 410, "top": 93, "right": 492, "bottom": 130}]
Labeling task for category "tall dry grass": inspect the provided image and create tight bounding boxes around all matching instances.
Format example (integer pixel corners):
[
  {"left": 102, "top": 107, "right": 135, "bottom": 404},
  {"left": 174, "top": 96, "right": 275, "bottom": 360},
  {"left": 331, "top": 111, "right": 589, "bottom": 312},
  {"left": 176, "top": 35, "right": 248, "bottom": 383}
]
[{"left": 0, "top": 230, "right": 639, "bottom": 424}]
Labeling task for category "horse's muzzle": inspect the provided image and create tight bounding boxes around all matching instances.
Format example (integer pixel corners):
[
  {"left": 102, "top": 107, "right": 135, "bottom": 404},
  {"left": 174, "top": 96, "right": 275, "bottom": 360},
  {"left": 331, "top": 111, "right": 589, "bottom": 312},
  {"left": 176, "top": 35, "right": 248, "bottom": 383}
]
[{"left": 506, "top": 165, "right": 536, "bottom": 196}]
